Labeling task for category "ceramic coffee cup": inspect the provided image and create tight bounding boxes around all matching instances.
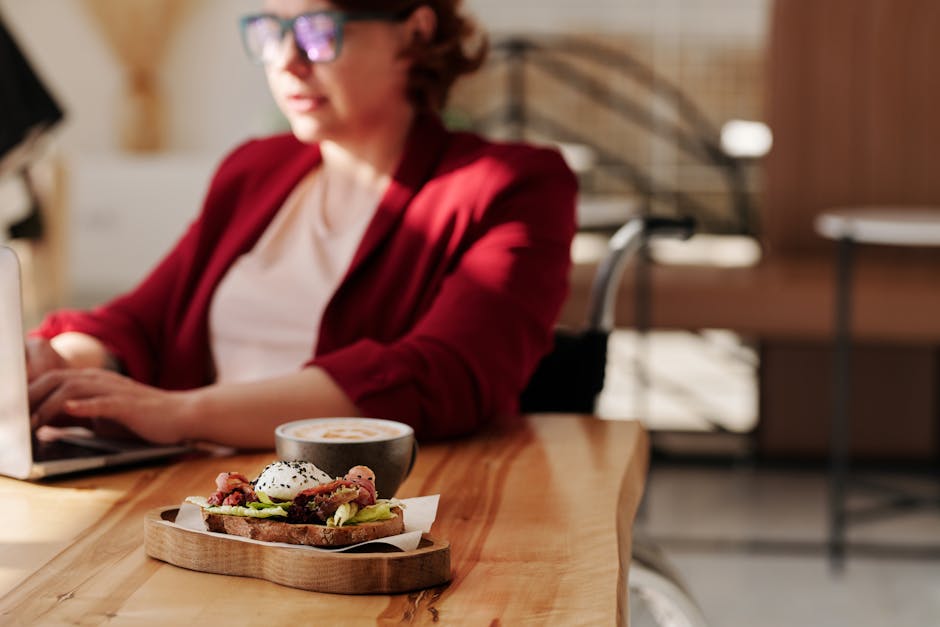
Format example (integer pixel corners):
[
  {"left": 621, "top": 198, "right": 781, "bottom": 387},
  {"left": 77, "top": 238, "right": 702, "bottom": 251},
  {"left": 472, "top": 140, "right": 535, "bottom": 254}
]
[{"left": 274, "top": 417, "right": 417, "bottom": 498}]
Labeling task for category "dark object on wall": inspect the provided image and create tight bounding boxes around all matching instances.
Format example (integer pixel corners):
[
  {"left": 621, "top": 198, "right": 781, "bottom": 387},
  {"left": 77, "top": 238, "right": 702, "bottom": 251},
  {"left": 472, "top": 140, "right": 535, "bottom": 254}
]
[
  {"left": 0, "top": 10, "right": 64, "bottom": 240},
  {"left": 0, "top": 11, "right": 64, "bottom": 165},
  {"left": 6, "top": 170, "right": 43, "bottom": 239},
  {"left": 0, "top": 10, "right": 63, "bottom": 157}
]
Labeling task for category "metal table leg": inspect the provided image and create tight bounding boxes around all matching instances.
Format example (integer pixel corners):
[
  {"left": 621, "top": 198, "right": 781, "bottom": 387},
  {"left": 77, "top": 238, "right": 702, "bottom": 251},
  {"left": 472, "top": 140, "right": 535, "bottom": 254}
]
[{"left": 829, "top": 235, "right": 854, "bottom": 572}]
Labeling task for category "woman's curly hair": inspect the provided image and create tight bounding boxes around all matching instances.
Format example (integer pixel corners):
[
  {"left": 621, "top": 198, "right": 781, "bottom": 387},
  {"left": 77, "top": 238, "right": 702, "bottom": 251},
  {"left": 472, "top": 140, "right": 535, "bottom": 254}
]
[{"left": 331, "top": 0, "right": 488, "bottom": 111}]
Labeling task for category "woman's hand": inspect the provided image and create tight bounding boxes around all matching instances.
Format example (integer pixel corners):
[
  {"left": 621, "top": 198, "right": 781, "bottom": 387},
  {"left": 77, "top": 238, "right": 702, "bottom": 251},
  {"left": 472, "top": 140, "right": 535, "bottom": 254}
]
[
  {"left": 28, "top": 368, "right": 195, "bottom": 444},
  {"left": 28, "top": 366, "right": 361, "bottom": 450},
  {"left": 24, "top": 337, "right": 67, "bottom": 382}
]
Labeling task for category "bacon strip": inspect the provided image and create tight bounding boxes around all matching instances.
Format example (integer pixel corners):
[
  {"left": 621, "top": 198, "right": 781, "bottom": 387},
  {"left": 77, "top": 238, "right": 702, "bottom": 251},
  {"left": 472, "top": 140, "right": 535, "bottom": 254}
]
[
  {"left": 344, "top": 465, "right": 378, "bottom": 504},
  {"left": 208, "top": 471, "right": 257, "bottom": 506}
]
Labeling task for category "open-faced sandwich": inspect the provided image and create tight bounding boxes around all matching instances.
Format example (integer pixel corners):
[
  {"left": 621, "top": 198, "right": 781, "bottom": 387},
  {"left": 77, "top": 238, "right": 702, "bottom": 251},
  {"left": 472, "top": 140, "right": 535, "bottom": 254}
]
[{"left": 185, "top": 461, "right": 404, "bottom": 547}]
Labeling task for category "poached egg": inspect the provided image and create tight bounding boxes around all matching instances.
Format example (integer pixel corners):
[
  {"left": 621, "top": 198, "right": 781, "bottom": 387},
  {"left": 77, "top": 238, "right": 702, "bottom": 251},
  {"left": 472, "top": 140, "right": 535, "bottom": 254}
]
[{"left": 253, "top": 460, "right": 333, "bottom": 501}]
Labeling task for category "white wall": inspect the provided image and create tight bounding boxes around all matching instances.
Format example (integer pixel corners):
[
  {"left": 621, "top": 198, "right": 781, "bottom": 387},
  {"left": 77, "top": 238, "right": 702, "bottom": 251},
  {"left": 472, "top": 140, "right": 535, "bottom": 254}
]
[{"left": 468, "top": 0, "right": 770, "bottom": 42}]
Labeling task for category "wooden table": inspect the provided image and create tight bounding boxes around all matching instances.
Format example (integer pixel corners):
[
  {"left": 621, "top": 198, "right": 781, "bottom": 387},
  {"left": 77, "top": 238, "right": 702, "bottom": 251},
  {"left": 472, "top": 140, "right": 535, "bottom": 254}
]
[{"left": 0, "top": 414, "right": 647, "bottom": 625}]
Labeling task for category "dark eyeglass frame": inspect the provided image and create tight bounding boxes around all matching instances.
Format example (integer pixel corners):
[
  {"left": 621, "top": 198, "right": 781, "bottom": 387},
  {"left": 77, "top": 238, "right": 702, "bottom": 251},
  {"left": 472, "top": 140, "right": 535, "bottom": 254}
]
[{"left": 239, "top": 9, "right": 412, "bottom": 65}]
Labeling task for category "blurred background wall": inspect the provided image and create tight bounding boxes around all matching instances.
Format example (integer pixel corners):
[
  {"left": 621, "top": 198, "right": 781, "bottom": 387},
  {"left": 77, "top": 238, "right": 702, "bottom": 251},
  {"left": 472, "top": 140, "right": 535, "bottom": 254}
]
[{"left": 0, "top": 0, "right": 770, "bottom": 305}]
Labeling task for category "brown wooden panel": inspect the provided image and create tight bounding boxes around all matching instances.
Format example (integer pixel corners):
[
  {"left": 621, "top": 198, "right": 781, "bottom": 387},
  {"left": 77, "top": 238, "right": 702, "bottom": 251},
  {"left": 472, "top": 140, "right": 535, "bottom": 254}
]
[
  {"left": 758, "top": 341, "right": 938, "bottom": 460},
  {"left": 763, "top": 0, "right": 940, "bottom": 254}
]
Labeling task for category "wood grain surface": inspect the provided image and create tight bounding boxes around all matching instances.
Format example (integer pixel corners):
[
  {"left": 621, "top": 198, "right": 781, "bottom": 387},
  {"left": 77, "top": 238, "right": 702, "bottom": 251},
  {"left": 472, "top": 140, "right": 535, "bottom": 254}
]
[{"left": 0, "top": 415, "right": 647, "bottom": 625}]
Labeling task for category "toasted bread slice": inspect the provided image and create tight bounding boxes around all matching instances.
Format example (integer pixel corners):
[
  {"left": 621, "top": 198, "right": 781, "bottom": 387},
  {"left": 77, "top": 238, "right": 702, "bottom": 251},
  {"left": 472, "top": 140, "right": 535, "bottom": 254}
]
[{"left": 201, "top": 506, "right": 404, "bottom": 547}]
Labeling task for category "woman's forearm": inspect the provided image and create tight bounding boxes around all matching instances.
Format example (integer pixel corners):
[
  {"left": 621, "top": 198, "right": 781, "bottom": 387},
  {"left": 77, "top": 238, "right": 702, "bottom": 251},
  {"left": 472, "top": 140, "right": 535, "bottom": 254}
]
[{"left": 182, "top": 367, "right": 361, "bottom": 449}]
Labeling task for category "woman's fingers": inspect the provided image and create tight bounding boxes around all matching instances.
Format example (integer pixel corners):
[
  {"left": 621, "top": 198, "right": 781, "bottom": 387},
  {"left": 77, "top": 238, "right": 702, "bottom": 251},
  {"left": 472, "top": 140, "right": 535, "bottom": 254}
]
[
  {"left": 64, "top": 396, "right": 123, "bottom": 418},
  {"left": 29, "top": 369, "right": 127, "bottom": 428},
  {"left": 28, "top": 368, "right": 186, "bottom": 445},
  {"left": 28, "top": 370, "right": 69, "bottom": 428}
]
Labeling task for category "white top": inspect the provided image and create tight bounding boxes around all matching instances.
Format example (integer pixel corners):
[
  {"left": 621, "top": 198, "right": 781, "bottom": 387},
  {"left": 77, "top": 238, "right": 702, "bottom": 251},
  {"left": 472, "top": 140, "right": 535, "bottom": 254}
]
[
  {"left": 208, "top": 168, "right": 381, "bottom": 383},
  {"left": 814, "top": 207, "right": 940, "bottom": 247}
]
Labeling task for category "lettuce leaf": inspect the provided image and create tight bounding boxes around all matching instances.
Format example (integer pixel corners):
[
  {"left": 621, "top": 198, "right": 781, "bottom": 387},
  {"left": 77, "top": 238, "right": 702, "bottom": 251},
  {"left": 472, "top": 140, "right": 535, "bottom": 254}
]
[
  {"left": 351, "top": 501, "right": 396, "bottom": 524},
  {"left": 255, "top": 490, "right": 275, "bottom": 505},
  {"left": 248, "top": 492, "right": 292, "bottom": 510},
  {"left": 185, "top": 495, "right": 288, "bottom": 518},
  {"left": 326, "top": 500, "right": 398, "bottom": 527},
  {"left": 184, "top": 494, "right": 399, "bottom": 525},
  {"left": 248, "top": 500, "right": 291, "bottom": 510},
  {"left": 328, "top": 502, "right": 358, "bottom": 527}
]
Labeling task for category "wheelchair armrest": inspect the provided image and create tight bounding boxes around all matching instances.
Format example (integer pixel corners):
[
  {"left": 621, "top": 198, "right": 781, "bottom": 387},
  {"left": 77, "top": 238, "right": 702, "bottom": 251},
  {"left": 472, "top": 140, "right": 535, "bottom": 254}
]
[{"left": 586, "top": 215, "right": 695, "bottom": 333}]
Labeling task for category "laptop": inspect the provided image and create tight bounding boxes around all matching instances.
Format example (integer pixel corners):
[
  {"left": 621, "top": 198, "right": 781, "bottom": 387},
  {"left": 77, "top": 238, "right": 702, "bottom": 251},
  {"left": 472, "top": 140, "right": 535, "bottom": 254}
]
[{"left": 0, "top": 245, "right": 189, "bottom": 479}]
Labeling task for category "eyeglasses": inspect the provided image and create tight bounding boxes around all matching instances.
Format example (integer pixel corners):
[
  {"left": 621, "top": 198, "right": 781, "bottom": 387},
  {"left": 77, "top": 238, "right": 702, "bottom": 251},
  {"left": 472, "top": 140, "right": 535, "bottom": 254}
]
[{"left": 239, "top": 10, "right": 411, "bottom": 65}]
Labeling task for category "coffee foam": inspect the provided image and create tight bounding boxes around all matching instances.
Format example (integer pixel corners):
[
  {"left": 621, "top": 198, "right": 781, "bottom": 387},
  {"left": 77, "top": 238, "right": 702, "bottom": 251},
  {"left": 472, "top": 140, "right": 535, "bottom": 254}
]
[{"left": 285, "top": 419, "right": 409, "bottom": 442}]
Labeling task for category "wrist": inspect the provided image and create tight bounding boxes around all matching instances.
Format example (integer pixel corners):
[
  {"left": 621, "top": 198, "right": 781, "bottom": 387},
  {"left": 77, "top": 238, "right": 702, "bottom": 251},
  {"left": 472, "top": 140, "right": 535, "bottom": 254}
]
[{"left": 176, "top": 387, "right": 212, "bottom": 442}]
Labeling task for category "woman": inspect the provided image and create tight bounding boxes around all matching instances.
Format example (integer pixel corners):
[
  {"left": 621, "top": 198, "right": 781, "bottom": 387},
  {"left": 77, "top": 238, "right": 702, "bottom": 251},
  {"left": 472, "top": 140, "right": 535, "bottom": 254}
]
[{"left": 27, "top": 0, "right": 577, "bottom": 448}]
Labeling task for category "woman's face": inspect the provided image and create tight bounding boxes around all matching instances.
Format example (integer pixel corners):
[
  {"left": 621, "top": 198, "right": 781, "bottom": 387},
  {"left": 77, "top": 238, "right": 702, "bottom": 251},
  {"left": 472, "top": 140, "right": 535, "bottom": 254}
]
[{"left": 260, "top": 0, "right": 416, "bottom": 144}]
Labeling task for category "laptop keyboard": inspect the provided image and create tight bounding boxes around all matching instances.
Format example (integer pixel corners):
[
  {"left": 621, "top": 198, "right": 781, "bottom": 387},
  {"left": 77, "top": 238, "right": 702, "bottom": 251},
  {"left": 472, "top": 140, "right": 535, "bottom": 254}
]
[
  {"left": 31, "top": 433, "right": 153, "bottom": 462},
  {"left": 32, "top": 436, "right": 108, "bottom": 462}
]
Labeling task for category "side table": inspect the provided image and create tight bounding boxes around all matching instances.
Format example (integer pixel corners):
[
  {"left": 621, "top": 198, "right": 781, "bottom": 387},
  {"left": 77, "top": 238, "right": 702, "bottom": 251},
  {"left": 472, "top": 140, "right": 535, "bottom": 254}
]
[{"left": 815, "top": 207, "right": 940, "bottom": 571}]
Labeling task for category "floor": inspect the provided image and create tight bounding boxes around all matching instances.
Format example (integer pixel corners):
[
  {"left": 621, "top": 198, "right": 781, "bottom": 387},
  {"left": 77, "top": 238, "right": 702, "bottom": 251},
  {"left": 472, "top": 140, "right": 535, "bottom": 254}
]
[
  {"left": 632, "top": 463, "right": 940, "bottom": 627},
  {"left": 600, "top": 330, "right": 940, "bottom": 627}
]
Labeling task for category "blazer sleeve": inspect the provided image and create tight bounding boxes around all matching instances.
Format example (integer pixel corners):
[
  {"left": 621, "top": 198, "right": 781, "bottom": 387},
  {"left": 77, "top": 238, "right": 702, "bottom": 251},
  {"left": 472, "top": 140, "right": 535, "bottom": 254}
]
[
  {"left": 313, "top": 148, "right": 578, "bottom": 440},
  {"left": 29, "top": 140, "right": 257, "bottom": 384},
  {"left": 30, "top": 219, "right": 201, "bottom": 384}
]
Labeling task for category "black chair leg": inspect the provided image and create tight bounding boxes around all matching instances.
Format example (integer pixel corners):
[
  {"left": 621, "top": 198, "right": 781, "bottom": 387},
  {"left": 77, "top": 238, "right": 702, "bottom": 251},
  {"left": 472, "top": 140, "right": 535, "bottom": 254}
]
[{"left": 829, "top": 236, "right": 854, "bottom": 572}]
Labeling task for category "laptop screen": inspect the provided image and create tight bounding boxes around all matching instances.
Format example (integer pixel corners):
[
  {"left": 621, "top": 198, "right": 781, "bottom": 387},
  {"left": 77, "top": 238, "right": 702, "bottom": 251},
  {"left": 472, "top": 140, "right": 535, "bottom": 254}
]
[{"left": 0, "top": 245, "right": 36, "bottom": 479}]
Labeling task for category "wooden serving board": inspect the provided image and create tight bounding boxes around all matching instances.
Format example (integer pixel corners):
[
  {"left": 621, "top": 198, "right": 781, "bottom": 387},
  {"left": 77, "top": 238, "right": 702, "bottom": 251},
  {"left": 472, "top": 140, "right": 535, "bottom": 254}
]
[{"left": 144, "top": 507, "right": 451, "bottom": 595}]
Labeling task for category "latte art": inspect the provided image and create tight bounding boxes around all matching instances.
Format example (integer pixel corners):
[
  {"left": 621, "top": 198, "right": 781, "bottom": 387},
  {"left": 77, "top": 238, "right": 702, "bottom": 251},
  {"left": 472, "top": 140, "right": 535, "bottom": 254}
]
[{"left": 286, "top": 419, "right": 409, "bottom": 442}]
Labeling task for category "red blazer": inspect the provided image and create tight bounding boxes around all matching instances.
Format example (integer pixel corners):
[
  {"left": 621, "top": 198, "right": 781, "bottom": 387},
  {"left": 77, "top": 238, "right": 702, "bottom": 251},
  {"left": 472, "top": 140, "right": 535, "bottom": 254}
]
[{"left": 35, "top": 114, "right": 578, "bottom": 440}]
